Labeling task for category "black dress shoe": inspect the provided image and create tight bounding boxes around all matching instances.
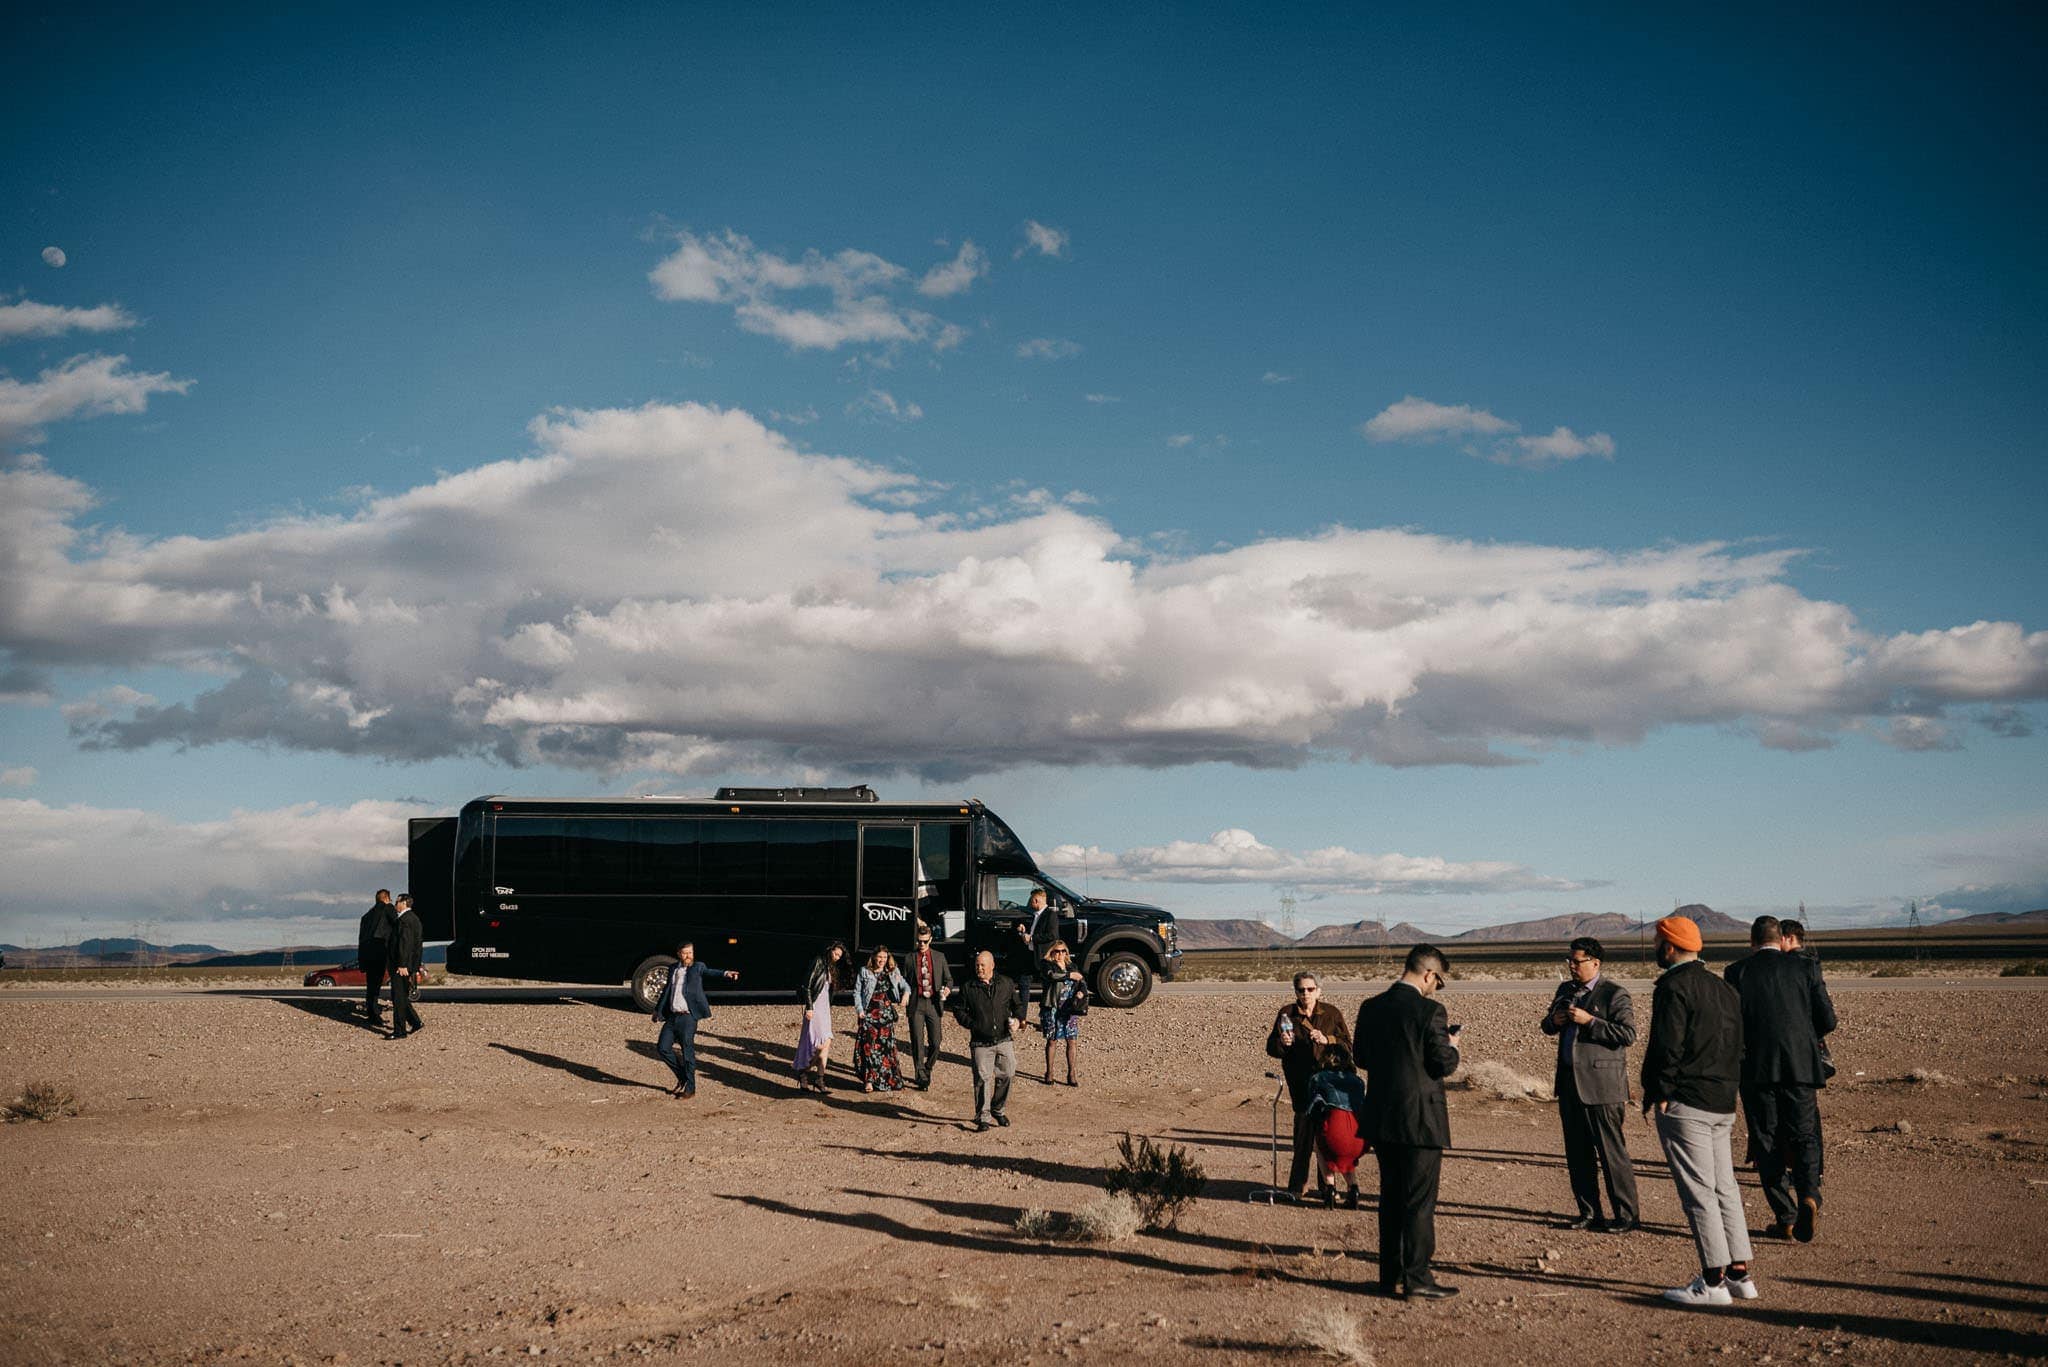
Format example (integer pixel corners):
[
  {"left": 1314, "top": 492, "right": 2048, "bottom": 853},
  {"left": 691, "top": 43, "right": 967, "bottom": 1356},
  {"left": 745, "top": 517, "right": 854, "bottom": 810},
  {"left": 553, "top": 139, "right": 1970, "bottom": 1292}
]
[
  {"left": 1565, "top": 1213, "right": 1599, "bottom": 1231},
  {"left": 1377, "top": 1281, "right": 1402, "bottom": 1298},
  {"left": 973, "top": 1119, "right": 990, "bottom": 1132},
  {"left": 993, "top": 1111, "right": 1011, "bottom": 1127},
  {"left": 1405, "top": 1282, "right": 1460, "bottom": 1301},
  {"left": 1602, "top": 1218, "right": 1639, "bottom": 1235},
  {"left": 1343, "top": 1188, "right": 1360, "bottom": 1211}
]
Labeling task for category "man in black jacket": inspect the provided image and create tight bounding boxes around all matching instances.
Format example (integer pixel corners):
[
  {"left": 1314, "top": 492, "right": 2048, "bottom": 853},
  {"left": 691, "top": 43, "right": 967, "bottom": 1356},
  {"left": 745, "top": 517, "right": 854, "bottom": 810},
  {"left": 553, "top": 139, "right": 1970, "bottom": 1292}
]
[
  {"left": 952, "top": 950, "right": 1026, "bottom": 1132},
  {"left": 387, "top": 893, "right": 425, "bottom": 1040},
  {"left": 1540, "top": 936, "right": 1640, "bottom": 1232},
  {"left": 1642, "top": 914, "right": 1755, "bottom": 1307},
  {"left": 1727, "top": 915, "right": 1836, "bottom": 1242},
  {"left": 1355, "top": 944, "right": 1462, "bottom": 1300},
  {"left": 357, "top": 889, "right": 396, "bottom": 1029}
]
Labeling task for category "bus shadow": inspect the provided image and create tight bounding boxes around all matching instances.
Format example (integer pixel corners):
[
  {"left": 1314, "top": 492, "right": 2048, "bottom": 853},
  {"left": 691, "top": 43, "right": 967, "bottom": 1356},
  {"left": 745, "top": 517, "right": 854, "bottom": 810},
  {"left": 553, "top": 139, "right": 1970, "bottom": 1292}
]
[{"left": 488, "top": 1041, "right": 671, "bottom": 1091}]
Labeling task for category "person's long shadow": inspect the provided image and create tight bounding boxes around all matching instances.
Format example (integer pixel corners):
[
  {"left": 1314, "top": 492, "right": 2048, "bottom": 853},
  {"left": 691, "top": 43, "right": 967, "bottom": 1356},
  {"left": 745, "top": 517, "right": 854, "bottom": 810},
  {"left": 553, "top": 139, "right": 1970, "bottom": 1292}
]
[
  {"left": 488, "top": 1041, "right": 669, "bottom": 1091},
  {"left": 1786, "top": 1274, "right": 2048, "bottom": 1317},
  {"left": 1447, "top": 1145, "right": 1676, "bottom": 1180},
  {"left": 274, "top": 996, "right": 386, "bottom": 1033},
  {"left": 1905, "top": 1269, "right": 2048, "bottom": 1296},
  {"left": 840, "top": 1185, "right": 1360, "bottom": 1265},
  {"left": 718, "top": 1192, "right": 1280, "bottom": 1282},
  {"left": 1458, "top": 1257, "right": 1666, "bottom": 1299},
  {"left": 1162, "top": 1127, "right": 1279, "bottom": 1154},
  {"left": 678, "top": 1038, "right": 958, "bottom": 1127},
  {"left": 1716, "top": 1305, "right": 2045, "bottom": 1357}
]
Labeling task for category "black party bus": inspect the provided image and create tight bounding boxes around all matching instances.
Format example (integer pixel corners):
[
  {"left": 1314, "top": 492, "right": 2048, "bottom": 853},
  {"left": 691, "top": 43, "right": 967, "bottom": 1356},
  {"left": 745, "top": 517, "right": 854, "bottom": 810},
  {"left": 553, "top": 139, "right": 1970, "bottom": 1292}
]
[{"left": 406, "top": 786, "right": 1179, "bottom": 1012}]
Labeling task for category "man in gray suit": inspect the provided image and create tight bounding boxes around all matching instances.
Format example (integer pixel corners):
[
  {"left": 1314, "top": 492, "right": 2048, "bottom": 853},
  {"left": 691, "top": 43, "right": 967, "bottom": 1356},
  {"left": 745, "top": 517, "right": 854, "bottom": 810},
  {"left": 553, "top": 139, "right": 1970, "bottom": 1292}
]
[{"left": 1541, "top": 935, "right": 1640, "bottom": 1232}]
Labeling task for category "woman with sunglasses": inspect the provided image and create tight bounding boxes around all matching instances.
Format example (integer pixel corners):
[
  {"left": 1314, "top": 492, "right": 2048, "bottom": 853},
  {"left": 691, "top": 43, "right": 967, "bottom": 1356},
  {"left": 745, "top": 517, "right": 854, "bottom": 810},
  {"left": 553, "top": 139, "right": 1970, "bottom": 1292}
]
[{"left": 1037, "top": 940, "right": 1088, "bottom": 1086}]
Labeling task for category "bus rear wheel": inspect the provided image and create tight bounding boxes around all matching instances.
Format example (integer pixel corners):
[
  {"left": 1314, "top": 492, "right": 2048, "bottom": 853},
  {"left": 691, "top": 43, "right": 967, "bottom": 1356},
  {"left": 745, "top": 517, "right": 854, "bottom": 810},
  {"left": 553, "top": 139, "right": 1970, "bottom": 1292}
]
[
  {"left": 630, "top": 955, "right": 678, "bottom": 1013},
  {"left": 1091, "top": 950, "right": 1153, "bottom": 1008}
]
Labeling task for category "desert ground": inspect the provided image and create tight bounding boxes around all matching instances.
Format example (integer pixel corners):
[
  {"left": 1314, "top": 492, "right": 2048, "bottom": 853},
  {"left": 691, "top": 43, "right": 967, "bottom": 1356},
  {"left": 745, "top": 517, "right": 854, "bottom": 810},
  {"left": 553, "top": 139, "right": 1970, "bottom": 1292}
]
[{"left": 3, "top": 977, "right": 2045, "bottom": 1365}]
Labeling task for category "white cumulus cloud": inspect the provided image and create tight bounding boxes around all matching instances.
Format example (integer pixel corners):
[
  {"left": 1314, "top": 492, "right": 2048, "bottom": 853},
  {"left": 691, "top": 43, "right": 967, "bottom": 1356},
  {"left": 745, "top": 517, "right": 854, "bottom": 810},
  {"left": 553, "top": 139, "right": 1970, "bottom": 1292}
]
[
  {"left": 1018, "top": 220, "right": 1069, "bottom": 258},
  {"left": 1, "top": 400, "right": 2041, "bottom": 782},
  {"left": 1039, "top": 827, "right": 1591, "bottom": 895},
  {"left": 847, "top": 389, "right": 924, "bottom": 423},
  {"left": 1015, "top": 337, "right": 1082, "bottom": 360},
  {"left": 649, "top": 228, "right": 965, "bottom": 353},
  {"left": 1362, "top": 395, "right": 1614, "bottom": 467},
  {"left": 917, "top": 241, "right": 988, "bottom": 297},
  {"left": 0, "top": 300, "right": 139, "bottom": 340},
  {"left": 0, "top": 353, "right": 192, "bottom": 443},
  {"left": 0, "top": 765, "right": 36, "bottom": 788}
]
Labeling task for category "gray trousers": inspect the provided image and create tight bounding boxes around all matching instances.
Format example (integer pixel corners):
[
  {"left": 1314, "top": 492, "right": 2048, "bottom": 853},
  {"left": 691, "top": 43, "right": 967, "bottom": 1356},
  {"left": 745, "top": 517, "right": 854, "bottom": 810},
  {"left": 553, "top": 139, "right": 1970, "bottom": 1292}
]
[
  {"left": 1558, "top": 1071, "right": 1639, "bottom": 1223},
  {"left": 970, "top": 1039, "right": 1016, "bottom": 1122},
  {"left": 1656, "top": 1102, "right": 1753, "bottom": 1274}
]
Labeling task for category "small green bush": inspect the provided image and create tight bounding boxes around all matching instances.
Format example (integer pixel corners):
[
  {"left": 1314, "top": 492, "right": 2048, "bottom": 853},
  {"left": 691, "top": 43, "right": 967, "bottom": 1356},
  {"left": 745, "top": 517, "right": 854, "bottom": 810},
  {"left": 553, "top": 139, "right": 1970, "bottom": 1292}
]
[
  {"left": 2001, "top": 960, "right": 2048, "bottom": 977},
  {"left": 1105, "top": 1133, "right": 1207, "bottom": 1229},
  {"left": 4, "top": 1082, "right": 81, "bottom": 1123}
]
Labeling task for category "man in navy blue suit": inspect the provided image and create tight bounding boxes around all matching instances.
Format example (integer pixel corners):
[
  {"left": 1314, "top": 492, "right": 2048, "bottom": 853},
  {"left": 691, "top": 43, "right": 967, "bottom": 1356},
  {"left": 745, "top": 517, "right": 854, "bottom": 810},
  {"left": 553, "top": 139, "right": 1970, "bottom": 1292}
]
[{"left": 652, "top": 941, "right": 738, "bottom": 1098}]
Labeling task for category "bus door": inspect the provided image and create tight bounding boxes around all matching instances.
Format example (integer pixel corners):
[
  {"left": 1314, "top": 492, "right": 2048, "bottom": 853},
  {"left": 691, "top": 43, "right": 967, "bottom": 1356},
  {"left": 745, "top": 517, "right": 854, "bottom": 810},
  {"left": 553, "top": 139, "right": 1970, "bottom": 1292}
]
[{"left": 856, "top": 824, "right": 919, "bottom": 956}]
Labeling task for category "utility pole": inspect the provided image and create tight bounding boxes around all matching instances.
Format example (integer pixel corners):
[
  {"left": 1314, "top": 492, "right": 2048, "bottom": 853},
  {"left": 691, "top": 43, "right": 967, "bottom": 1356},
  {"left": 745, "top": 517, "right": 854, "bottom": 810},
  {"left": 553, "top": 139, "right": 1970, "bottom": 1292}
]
[{"left": 1277, "top": 890, "right": 1297, "bottom": 941}]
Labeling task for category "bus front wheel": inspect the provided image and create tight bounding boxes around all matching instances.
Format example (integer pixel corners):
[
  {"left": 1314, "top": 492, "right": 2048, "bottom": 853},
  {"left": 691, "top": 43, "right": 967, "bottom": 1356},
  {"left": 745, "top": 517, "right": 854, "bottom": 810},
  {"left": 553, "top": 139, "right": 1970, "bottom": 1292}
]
[
  {"left": 1091, "top": 950, "right": 1154, "bottom": 1008},
  {"left": 630, "top": 955, "right": 678, "bottom": 1013}
]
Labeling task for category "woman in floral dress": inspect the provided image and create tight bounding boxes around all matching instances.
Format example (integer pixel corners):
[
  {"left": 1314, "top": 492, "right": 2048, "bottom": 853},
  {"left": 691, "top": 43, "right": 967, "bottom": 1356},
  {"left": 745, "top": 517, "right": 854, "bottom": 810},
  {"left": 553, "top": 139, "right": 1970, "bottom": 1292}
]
[{"left": 853, "top": 945, "right": 910, "bottom": 1093}]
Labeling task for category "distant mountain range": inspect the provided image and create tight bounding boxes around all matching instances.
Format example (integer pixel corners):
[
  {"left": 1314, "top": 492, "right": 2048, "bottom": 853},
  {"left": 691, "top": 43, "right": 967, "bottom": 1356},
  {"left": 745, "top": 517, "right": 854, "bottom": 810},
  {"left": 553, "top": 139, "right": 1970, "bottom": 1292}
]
[
  {"left": 1175, "top": 903, "right": 1814, "bottom": 950},
  {"left": 0, "top": 940, "right": 447, "bottom": 968},
  {"left": 4, "top": 904, "right": 2040, "bottom": 966},
  {"left": 1941, "top": 908, "right": 2048, "bottom": 928}
]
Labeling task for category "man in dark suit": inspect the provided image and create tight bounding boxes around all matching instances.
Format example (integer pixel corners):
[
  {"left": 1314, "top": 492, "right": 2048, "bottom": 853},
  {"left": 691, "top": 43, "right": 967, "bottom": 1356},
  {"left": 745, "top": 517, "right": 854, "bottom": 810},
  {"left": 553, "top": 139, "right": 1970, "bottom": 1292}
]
[
  {"left": 1727, "top": 915, "right": 1836, "bottom": 1242},
  {"left": 358, "top": 889, "right": 396, "bottom": 1029},
  {"left": 387, "top": 893, "right": 424, "bottom": 1040},
  {"left": 651, "top": 941, "right": 739, "bottom": 1099},
  {"left": 1355, "top": 944, "right": 1462, "bottom": 1300},
  {"left": 904, "top": 922, "right": 954, "bottom": 1090},
  {"left": 1541, "top": 935, "right": 1640, "bottom": 1232}
]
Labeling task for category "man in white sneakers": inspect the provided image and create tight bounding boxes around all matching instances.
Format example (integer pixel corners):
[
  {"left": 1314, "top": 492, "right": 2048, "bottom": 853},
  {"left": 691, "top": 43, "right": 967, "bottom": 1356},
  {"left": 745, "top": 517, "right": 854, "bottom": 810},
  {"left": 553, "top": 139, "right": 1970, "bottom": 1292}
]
[{"left": 1640, "top": 914, "right": 1758, "bottom": 1306}]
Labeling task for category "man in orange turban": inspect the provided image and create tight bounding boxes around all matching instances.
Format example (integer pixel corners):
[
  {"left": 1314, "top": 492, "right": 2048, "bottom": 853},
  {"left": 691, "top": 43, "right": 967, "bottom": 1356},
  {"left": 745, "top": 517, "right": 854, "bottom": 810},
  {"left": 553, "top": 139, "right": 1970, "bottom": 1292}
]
[{"left": 1641, "top": 913, "right": 1755, "bottom": 1307}]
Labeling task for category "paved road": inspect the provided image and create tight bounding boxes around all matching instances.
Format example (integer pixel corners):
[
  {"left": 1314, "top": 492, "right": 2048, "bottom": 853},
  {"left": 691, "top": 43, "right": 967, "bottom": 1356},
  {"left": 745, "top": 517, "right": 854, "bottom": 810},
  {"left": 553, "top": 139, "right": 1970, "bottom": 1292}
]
[{"left": 2, "top": 975, "right": 2043, "bottom": 1003}]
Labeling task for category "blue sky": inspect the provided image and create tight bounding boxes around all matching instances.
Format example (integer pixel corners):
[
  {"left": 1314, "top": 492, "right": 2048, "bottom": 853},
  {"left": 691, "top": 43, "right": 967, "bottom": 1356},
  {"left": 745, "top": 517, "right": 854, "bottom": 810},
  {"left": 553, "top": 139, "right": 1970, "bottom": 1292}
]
[{"left": 3, "top": 4, "right": 2043, "bottom": 948}]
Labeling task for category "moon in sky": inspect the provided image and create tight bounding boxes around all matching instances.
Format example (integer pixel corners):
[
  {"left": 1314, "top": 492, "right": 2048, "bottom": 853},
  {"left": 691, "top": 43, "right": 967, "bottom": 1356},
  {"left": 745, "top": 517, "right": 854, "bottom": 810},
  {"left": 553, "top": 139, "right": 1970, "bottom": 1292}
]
[{"left": 42, "top": 246, "right": 68, "bottom": 268}]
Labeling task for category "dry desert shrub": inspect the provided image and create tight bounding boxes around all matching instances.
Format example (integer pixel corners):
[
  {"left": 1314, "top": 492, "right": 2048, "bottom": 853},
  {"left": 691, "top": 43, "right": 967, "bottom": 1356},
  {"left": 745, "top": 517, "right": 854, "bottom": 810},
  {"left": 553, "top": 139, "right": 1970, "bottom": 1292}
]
[
  {"left": 1291, "top": 1307, "right": 1377, "bottom": 1364},
  {"left": 1455, "top": 1060, "right": 1554, "bottom": 1102},
  {"left": 2002, "top": 960, "right": 2048, "bottom": 977},
  {"left": 1870, "top": 962, "right": 1918, "bottom": 978},
  {"left": 1013, "top": 1208, "right": 1065, "bottom": 1240},
  {"left": 1013, "top": 1193, "right": 1144, "bottom": 1244},
  {"left": 1105, "top": 1133, "right": 1208, "bottom": 1229},
  {"left": 1905, "top": 1067, "right": 1961, "bottom": 1087},
  {"left": 4, "top": 1081, "right": 81, "bottom": 1123},
  {"left": 1070, "top": 1193, "right": 1143, "bottom": 1243}
]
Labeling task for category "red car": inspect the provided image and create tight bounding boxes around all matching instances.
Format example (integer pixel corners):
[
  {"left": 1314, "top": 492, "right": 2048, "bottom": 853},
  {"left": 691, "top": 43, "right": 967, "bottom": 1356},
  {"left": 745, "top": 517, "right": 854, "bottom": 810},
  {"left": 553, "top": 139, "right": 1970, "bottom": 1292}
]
[{"left": 302, "top": 960, "right": 433, "bottom": 988}]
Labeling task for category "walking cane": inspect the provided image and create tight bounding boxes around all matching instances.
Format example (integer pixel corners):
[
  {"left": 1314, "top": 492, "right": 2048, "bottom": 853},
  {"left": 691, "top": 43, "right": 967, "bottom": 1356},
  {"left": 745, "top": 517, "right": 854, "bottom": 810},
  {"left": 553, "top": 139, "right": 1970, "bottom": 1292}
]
[{"left": 1250, "top": 1070, "right": 1289, "bottom": 1204}]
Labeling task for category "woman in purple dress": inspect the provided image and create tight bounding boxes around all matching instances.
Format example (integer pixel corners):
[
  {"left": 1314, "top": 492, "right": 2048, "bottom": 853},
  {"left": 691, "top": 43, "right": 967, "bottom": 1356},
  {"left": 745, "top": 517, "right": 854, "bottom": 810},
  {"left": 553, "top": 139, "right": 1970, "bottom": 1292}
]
[{"left": 793, "top": 940, "right": 847, "bottom": 1094}]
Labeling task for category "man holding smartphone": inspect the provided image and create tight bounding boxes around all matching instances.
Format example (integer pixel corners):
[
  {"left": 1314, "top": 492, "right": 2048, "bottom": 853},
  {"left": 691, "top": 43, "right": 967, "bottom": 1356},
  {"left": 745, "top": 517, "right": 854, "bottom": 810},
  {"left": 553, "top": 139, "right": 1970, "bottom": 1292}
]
[{"left": 1354, "top": 944, "right": 1462, "bottom": 1300}]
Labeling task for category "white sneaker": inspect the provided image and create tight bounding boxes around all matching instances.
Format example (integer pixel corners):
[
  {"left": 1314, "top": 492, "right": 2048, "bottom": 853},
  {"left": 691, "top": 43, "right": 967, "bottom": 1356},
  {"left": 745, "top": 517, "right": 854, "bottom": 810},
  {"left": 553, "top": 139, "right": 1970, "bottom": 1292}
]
[
  {"left": 1726, "top": 1275, "right": 1760, "bottom": 1300},
  {"left": 1663, "top": 1275, "right": 1734, "bottom": 1306}
]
